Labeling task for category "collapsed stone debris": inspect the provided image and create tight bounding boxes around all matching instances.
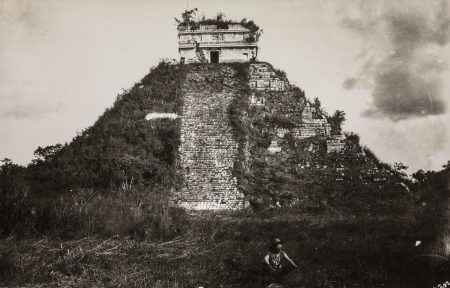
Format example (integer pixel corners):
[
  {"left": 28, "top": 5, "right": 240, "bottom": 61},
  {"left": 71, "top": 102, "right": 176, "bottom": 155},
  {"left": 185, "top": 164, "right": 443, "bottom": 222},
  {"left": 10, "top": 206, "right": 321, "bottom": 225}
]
[
  {"left": 172, "top": 63, "right": 348, "bottom": 210},
  {"left": 247, "top": 63, "right": 344, "bottom": 154}
]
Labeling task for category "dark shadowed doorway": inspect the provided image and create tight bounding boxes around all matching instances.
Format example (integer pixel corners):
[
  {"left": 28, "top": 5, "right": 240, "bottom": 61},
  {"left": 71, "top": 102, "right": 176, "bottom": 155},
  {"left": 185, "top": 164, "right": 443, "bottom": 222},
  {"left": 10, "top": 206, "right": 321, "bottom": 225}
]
[{"left": 210, "top": 51, "right": 219, "bottom": 63}]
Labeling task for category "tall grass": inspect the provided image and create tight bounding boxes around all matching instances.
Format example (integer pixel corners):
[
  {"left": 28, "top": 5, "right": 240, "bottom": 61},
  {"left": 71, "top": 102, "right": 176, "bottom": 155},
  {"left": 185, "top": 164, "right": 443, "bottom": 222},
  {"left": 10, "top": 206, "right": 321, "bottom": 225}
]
[{"left": 1, "top": 186, "right": 189, "bottom": 240}]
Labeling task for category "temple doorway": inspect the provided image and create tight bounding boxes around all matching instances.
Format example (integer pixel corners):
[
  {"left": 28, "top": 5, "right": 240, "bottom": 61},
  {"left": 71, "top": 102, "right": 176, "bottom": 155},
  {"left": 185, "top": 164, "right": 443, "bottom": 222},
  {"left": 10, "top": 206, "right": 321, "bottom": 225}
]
[{"left": 210, "top": 51, "right": 219, "bottom": 63}]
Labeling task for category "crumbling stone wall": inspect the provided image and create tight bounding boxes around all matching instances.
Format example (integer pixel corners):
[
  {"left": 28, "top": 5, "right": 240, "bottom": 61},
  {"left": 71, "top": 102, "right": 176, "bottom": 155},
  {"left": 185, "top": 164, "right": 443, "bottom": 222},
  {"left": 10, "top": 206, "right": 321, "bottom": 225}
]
[
  {"left": 327, "top": 135, "right": 346, "bottom": 153},
  {"left": 293, "top": 103, "right": 332, "bottom": 139},
  {"left": 176, "top": 66, "right": 247, "bottom": 210},
  {"left": 291, "top": 120, "right": 332, "bottom": 139},
  {"left": 249, "top": 63, "right": 287, "bottom": 91},
  {"left": 248, "top": 64, "right": 338, "bottom": 152}
]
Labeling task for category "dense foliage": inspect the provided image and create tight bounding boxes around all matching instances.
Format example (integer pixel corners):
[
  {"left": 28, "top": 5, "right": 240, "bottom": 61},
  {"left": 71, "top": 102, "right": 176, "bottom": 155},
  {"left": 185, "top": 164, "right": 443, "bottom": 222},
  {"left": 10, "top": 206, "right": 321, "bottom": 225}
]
[
  {"left": 412, "top": 163, "right": 450, "bottom": 250},
  {"left": 0, "top": 61, "right": 187, "bottom": 238},
  {"left": 224, "top": 63, "right": 412, "bottom": 217},
  {"left": 175, "top": 9, "right": 263, "bottom": 42},
  {"left": 31, "top": 61, "right": 185, "bottom": 194}
]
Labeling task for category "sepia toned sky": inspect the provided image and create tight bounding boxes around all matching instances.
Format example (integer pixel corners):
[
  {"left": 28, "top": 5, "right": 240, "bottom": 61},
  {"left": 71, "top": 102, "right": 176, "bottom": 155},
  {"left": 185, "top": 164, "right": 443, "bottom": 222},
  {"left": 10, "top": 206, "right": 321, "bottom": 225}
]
[{"left": 1, "top": 0, "right": 449, "bottom": 173}]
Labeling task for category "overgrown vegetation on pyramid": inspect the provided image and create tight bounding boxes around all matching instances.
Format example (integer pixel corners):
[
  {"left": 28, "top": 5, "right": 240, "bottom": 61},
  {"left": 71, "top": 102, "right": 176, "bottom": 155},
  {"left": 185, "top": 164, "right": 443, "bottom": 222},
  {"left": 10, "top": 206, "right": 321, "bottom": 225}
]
[
  {"left": 1, "top": 59, "right": 449, "bottom": 288},
  {"left": 1, "top": 61, "right": 416, "bottom": 234}
]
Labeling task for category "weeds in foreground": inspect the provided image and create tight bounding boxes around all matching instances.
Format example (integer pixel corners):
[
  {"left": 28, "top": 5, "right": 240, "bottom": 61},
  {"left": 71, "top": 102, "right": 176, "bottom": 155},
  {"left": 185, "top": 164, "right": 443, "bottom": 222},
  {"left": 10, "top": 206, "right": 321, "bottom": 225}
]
[{"left": 1, "top": 187, "right": 189, "bottom": 240}]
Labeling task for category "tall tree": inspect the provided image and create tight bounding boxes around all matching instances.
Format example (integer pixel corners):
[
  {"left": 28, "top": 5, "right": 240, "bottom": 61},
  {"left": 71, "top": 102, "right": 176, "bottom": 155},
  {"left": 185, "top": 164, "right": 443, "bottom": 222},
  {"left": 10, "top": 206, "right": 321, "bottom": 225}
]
[{"left": 328, "top": 110, "right": 346, "bottom": 135}]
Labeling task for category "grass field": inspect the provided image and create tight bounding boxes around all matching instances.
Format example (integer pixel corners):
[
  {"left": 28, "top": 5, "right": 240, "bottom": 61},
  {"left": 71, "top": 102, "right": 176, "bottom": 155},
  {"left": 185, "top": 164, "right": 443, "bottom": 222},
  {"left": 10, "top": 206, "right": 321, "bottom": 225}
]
[{"left": 1, "top": 210, "right": 424, "bottom": 288}]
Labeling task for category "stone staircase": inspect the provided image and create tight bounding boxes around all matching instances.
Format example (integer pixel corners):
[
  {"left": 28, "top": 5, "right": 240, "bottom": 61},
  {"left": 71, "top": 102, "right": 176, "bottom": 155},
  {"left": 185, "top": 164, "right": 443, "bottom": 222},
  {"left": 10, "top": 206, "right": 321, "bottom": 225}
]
[{"left": 175, "top": 67, "right": 247, "bottom": 210}]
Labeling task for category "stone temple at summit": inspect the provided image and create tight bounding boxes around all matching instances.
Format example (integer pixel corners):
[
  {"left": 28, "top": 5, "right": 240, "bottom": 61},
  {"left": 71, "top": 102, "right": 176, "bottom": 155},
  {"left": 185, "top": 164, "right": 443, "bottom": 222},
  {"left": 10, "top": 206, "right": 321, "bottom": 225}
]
[{"left": 177, "top": 23, "right": 259, "bottom": 63}]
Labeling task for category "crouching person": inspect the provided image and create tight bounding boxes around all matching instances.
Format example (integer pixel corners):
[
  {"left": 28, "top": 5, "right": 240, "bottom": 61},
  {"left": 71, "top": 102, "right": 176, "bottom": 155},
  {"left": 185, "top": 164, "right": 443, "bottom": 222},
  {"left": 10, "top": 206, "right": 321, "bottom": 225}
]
[{"left": 263, "top": 238, "right": 298, "bottom": 281}]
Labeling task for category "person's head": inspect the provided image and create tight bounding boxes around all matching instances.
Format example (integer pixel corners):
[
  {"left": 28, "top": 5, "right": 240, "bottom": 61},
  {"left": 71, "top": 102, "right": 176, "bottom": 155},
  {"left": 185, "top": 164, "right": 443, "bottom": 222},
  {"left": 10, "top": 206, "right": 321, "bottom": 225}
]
[{"left": 269, "top": 238, "right": 283, "bottom": 253}]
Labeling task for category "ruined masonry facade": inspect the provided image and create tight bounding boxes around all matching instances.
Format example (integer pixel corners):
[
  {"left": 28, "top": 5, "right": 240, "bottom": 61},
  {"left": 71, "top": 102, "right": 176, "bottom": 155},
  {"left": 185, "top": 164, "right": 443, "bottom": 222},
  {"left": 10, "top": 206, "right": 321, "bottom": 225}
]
[
  {"left": 249, "top": 63, "right": 345, "bottom": 154},
  {"left": 327, "top": 135, "right": 346, "bottom": 153},
  {"left": 175, "top": 64, "right": 345, "bottom": 211},
  {"left": 249, "top": 63, "right": 286, "bottom": 91},
  {"left": 291, "top": 104, "right": 332, "bottom": 139}
]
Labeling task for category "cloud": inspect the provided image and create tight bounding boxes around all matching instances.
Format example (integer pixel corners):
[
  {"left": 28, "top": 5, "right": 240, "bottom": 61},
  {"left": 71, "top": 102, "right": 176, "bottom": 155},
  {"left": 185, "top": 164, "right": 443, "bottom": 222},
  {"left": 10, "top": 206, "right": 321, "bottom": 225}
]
[
  {"left": 0, "top": 0, "right": 48, "bottom": 32},
  {"left": 340, "top": 0, "right": 450, "bottom": 121},
  {"left": 342, "top": 77, "right": 358, "bottom": 89},
  {"left": 361, "top": 114, "right": 450, "bottom": 172}
]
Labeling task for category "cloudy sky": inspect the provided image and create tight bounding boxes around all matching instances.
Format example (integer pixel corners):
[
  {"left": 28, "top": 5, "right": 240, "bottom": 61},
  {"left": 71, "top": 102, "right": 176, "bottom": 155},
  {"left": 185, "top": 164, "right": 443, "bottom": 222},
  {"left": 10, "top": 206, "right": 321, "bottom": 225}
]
[{"left": 1, "top": 0, "right": 449, "bottom": 173}]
